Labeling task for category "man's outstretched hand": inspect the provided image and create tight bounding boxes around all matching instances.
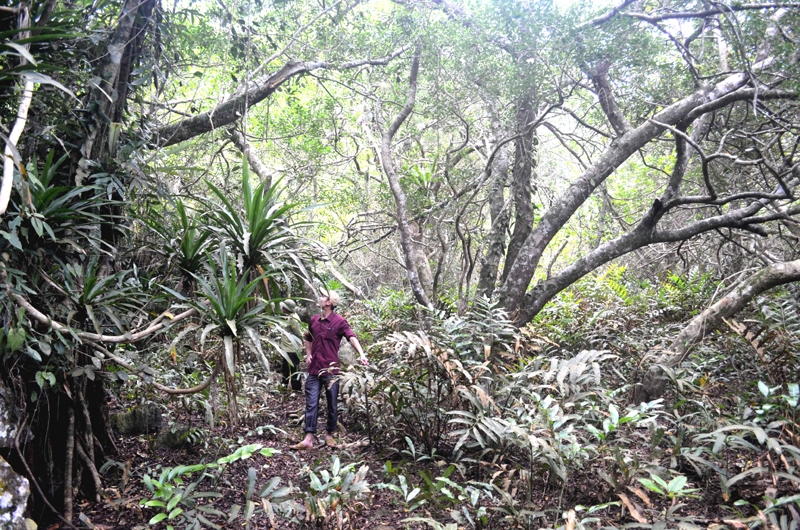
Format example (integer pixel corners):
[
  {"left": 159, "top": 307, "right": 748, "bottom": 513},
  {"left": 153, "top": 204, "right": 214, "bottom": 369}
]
[{"left": 359, "top": 355, "right": 369, "bottom": 366}]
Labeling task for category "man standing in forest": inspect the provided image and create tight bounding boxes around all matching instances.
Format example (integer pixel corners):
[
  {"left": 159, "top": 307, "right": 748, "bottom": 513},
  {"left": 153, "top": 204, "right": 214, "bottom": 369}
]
[{"left": 291, "top": 290, "right": 368, "bottom": 450}]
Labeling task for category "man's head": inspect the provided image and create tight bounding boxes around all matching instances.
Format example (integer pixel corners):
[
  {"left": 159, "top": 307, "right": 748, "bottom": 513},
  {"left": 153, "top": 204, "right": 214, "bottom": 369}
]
[{"left": 318, "top": 290, "right": 340, "bottom": 310}]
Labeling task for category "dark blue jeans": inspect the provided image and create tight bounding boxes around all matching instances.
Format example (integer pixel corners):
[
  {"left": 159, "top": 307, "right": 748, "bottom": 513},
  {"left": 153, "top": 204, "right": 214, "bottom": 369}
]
[{"left": 304, "top": 374, "right": 339, "bottom": 434}]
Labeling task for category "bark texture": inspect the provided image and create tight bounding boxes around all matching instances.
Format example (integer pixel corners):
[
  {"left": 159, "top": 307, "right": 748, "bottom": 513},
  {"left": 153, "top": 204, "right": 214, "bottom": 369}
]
[
  {"left": 76, "top": 0, "right": 144, "bottom": 183},
  {"left": 501, "top": 97, "right": 537, "bottom": 284},
  {"left": 476, "top": 122, "right": 511, "bottom": 297},
  {"left": 631, "top": 258, "right": 800, "bottom": 404},
  {"left": 379, "top": 43, "right": 434, "bottom": 310},
  {"left": 410, "top": 222, "right": 434, "bottom": 297},
  {"left": 588, "top": 59, "right": 632, "bottom": 137}
]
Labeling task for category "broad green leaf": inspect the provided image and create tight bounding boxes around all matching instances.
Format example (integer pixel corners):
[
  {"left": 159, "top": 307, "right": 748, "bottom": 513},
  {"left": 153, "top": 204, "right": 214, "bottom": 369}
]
[
  {"left": 638, "top": 478, "right": 664, "bottom": 495},
  {"left": 667, "top": 475, "right": 687, "bottom": 494},
  {"left": 149, "top": 513, "right": 168, "bottom": 524}
]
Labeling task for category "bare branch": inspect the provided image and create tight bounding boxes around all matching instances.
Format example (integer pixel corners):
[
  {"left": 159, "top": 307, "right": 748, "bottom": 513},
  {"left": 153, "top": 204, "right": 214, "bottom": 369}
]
[
  {"left": 627, "top": 3, "right": 800, "bottom": 23},
  {"left": 229, "top": 129, "right": 272, "bottom": 189},
  {"left": 88, "top": 341, "right": 220, "bottom": 395},
  {"left": 11, "top": 291, "right": 196, "bottom": 343},
  {"left": 158, "top": 43, "right": 413, "bottom": 147},
  {"left": 576, "top": 0, "right": 637, "bottom": 29}
]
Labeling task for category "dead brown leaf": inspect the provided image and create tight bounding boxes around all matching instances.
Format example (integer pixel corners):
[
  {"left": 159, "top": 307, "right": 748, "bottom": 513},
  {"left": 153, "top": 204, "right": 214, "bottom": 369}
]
[
  {"left": 626, "top": 485, "right": 653, "bottom": 507},
  {"left": 617, "top": 493, "right": 648, "bottom": 524}
]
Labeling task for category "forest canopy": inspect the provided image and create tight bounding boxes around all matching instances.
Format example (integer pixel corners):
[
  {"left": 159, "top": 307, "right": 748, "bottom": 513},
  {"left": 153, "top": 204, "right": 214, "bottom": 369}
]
[{"left": 1, "top": 0, "right": 799, "bottom": 527}]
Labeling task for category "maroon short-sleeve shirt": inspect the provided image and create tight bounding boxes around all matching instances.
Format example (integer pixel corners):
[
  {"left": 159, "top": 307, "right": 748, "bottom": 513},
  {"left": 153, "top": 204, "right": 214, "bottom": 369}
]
[{"left": 304, "top": 312, "right": 356, "bottom": 376}]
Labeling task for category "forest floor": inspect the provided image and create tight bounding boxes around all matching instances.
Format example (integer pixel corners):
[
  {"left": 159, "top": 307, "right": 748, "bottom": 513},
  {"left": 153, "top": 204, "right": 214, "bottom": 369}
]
[
  {"left": 72, "top": 381, "right": 776, "bottom": 530},
  {"left": 78, "top": 387, "right": 432, "bottom": 530}
]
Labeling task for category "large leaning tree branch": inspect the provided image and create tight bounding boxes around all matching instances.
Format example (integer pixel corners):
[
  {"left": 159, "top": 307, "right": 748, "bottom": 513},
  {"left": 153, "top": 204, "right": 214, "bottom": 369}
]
[
  {"left": 10, "top": 290, "right": 218, "bottom": 394},
  {"left": 495, "top": 53, "right": 780, "bottom": 314},
  {"left": 157, "top": 43, "right": 413, "bottom": 147},
  {"left": 516, "top": 133, "right": 800, "bottom": 325},
  {"left": 378, "top": 41, "right": 433, "bottom": 310},
  {"left": 630, "top": 258, "right": 800, "bottom": 404}
]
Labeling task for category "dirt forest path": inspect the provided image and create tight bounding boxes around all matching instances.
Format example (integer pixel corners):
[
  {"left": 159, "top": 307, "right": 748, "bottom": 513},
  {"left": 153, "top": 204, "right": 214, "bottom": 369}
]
[{"left": 80, "top": 388, "right": 417, "bottom": 530}]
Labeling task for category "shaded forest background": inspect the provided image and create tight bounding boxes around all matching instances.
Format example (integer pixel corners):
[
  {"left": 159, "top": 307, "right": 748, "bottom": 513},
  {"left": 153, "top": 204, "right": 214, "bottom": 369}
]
[{"left": 1, "top": 0, "right": 799, "bottom": 527}]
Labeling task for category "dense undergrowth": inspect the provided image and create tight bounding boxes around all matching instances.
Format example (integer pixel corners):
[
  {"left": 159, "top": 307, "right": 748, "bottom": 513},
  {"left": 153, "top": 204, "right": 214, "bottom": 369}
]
[{"left": 95, "top": 269, "right": 799, "bottom": 529}]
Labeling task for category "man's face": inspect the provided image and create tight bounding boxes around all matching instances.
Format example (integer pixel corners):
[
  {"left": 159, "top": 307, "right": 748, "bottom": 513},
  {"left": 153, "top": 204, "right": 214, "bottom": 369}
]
[{"left": 317, "top": 296, "right": 331, "bottom": 309}]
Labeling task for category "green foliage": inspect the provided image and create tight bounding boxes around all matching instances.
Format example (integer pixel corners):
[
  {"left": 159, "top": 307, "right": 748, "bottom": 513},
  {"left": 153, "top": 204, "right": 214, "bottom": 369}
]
[
  {"left": 188, "top": 247, "right": 268, "bottom": 339},
  {"left": 138, "top": 443, "right": 284, "bottom": 529},
  {"left": 637, "top": 473, "right": 699, "bottom": 500},
  {"left": 302, "top": 456, "right": 371, "bottom": 529},
  {"left": 377, "top": 470, "right": 426, "bottom": 512},
  {"left": 1, "top": 151, "right": 110, "bottom": 253},
  {"left": 145, "top": 199, "right": 216, "bottom": 282},
  {"left": 205, "top": 165, "right": 315, "bottom": 283}
]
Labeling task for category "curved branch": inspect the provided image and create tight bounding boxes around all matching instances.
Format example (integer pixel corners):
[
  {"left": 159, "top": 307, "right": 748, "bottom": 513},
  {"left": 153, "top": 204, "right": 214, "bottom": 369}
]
[
  {"left": 577, "top": 0, "right": 638, "bottom": 29},
  {"left": 11, "top": 291, "right": 197, "bottom": 343},
  {"left": 88, "top": 341, "right": 220, "bottom": 395},
  {"left": 379, "top": 41, "right": 433, "bottom": 310},
  {"left": 631, "top": 258, "right": 800, "bottom": 404}
]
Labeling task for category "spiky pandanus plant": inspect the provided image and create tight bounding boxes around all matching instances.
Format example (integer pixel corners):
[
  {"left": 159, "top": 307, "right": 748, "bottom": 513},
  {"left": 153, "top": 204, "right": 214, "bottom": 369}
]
[
  {"left": 205, "top": 164, "right": 318, "bottom": 306},
  {"left": 188, "top": 247, "right": 285, "bottom": 427},
  {"left": 145, "top": 198, "right": 216, "bottom": 295}
]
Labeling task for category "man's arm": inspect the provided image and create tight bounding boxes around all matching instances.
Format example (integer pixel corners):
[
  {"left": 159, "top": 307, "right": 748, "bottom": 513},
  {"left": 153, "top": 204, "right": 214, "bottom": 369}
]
[
  {"left": 349, "top": 336, "right": 368, "bottom": 366},
  {"left": 304, "top": 340, "right": 313, "bottom": 364}
]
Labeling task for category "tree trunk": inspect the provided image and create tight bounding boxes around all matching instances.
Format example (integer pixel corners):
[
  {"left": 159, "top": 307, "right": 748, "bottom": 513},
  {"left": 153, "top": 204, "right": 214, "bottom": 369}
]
[
  {"left": 630, "top": 258, "right": 800, "bottom": 404},
  {"left": 409, "top": 222, "right": 434, "bottom": 297},
  {"left": 378, "top": 42, "right": 433, "bottom": 310},
  {"left": 501, "top": 96, "right": 537, "bottom": 284},
  {"left": 476, "top": 113, "right": 511, "bottom": 298},
  {"left": 76, "top": 0, "right": 147, "bottom": 184}
]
